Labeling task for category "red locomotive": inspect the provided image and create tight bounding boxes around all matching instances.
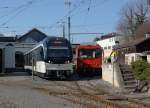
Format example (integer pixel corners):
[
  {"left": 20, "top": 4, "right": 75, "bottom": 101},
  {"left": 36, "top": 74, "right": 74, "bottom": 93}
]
[{"left": 75, "top": 44, "right": 103, "bottom": 77}]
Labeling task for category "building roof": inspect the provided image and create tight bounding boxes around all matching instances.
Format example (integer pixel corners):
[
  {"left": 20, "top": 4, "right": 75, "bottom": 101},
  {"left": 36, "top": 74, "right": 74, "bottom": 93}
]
[
  {"left": 0, "top": 37, "right": 16, "bottom": 42},
  {"left": 17, "top": 28, "right": 47, "bottom": 42},
  {"left": 81, "top": 42, "right": 97, "bottom": 45},
  {"left": 114, "top": 37, "right": 150, "bottom": 49},
  {"left": 99, "top": 32, "right": 118, "bottom": 40}
]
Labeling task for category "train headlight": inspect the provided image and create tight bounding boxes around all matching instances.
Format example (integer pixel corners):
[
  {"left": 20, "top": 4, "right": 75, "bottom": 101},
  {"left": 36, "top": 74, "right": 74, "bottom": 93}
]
[{"left": 65, "top": 60, "right": 70, "bottom": 64}]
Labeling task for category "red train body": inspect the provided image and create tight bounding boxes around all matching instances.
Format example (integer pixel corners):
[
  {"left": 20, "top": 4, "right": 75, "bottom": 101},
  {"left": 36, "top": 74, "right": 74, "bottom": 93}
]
[{"left": 75, "top": 44, "right": 103, "bottom": 76}]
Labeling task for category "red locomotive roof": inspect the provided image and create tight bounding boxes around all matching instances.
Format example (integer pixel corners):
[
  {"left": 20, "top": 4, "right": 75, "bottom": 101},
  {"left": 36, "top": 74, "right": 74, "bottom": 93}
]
[{"left": 77, "top": 44, "right": 102, "bottom": 49}]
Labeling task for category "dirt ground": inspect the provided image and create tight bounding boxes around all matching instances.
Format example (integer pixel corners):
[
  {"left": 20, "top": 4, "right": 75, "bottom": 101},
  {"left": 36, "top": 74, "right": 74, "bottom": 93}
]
[{"left": 0, "top": 72, "right": 149, "bottom": 108}]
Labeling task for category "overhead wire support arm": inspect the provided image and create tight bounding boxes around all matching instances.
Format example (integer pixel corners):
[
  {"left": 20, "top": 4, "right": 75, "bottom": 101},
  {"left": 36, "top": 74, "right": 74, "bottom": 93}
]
[{"left": 71, "top": 33, "right": 104, "bottom": 35}]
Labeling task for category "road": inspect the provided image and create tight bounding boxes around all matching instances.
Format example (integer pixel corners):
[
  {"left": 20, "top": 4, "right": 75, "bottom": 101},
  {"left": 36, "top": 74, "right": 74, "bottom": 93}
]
[{"left": 0, "top": 72, "right": 149, "bottom": 108}]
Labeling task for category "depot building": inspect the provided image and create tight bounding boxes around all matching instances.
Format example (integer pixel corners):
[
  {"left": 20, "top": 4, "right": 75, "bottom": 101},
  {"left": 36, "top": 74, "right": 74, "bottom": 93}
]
[{"left": 0, "top": 28, "right": 47, "bottom": 72}]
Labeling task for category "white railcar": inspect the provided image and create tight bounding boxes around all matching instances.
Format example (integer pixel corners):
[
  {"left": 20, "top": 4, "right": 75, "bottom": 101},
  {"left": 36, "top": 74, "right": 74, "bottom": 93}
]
[{"left": 24, "top": 37, "right": 74, "bottom": 79}]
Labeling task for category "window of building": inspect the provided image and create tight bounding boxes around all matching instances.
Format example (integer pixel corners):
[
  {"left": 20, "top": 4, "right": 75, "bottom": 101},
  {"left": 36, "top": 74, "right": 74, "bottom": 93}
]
[
  {"left": 108, "top": 46, "right": 111, "bottom": 49},
  {"left": 109, "top": 39, "right": 111, "bottom": 42},
  {"left": 104, "top": 47, "right": 107, "bottom": 50}
]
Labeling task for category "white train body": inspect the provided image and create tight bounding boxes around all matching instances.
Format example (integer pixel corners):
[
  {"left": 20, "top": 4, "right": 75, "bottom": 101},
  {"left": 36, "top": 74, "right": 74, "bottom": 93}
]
[{"left": 24, "top": 37, "right": 74, "bottom": 78}]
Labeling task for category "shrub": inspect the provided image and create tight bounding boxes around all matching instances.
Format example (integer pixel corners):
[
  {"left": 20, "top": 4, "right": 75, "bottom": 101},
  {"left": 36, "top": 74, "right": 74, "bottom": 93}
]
[
  {"left": 131, "top": 60, "right": 150, "bottom": 81},
  {"left": 141, "top": 68, "right": 150, "bottom": 81}
]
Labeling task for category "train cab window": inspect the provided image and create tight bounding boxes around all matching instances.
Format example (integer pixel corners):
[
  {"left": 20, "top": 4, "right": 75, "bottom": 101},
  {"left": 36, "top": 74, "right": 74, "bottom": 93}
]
[
  {"left": 79, "top": 49, "right": 93, "bottom": 58},
  {"left": 79, "top": 48, "right": 101, "bottom": 59},
  {"left": 47, "top": 46, "right": 70, "bottom": 57},
  {"left": 95, "top": 48, "right": 101, "bottom": 58}
]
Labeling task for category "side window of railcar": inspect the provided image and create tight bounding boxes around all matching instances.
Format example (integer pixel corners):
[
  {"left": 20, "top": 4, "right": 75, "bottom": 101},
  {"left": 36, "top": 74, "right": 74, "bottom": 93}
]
[
  {"left": 28, "top": 54, "right": 30, "bottom": 65},
  {"left": 32, "top": 50, "right": 36, "bottom": 60},
  {"left": 29, "top": 53, "right": 32, "bottom": 65},
  {"left": 39, "top": 47, "right": 44, "bottom": 60},
  {"left": 95, "top": 48, "right": 101, "bottom": 58},
  {"left": 26, "top": 54, "right": 28, "bottom": 65},
  {"left": 34, "top": 47, "right": 39, "bottom": 61},
  {"left": 27, "top": 54, "right": 29, "bottom": 65},
  {"left": 25, "top": 55, "right": 27, "bottom": 65}
]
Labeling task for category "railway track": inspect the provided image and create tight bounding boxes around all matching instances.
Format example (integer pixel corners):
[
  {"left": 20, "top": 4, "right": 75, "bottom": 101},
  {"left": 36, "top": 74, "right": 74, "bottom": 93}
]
[
  {"left": 1, "top": 77, "right": 150, "bottom": 108},
  {"left": 73, "top": 81, "right": 150, "bottom": 108},
  {"left": 43, "top": 80, "right": 150, "bottom": 108}
]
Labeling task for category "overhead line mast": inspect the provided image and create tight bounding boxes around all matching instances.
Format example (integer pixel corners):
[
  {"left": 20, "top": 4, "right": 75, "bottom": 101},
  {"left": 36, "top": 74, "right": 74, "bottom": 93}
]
[
  {"left": 148, "top": 0, "right": 150, "bottom": 5},
  {"left": 65, "top": 0, "right": 71, "bottom": 42}
]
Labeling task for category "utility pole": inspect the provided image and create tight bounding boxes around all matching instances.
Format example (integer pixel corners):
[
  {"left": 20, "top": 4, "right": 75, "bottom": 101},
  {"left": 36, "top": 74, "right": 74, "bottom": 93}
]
[
  {"left": 62, "top": 22, "right": 65, "bottom": 38},
  {"left": 65, "top": 0, "right": 71, "bottom": 42},
  {"left": 68, "top": 17, "right": 71, "bottom": 41},
  {"left": 58, "top": 21, "right": 65, "bottom": 38},
  {"left": 147, "top": 0, "right": 150, "bottom": 5},
  {"left": 61, "top": 21, "right": 65, "bottom": 38}
]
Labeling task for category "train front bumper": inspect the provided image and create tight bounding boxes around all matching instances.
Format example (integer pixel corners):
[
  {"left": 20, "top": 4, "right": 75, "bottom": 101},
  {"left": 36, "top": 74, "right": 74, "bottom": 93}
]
[{"left": 46, "top": 63, "right": 74, "bottom": 71}]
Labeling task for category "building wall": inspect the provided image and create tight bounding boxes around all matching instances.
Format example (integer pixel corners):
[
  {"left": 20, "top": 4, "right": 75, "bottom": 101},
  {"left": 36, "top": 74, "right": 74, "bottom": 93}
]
[
  {"left": 0, "top": 43, "right": 16, "bottom": 72},
  {"left": 102, "top": 63, "right": 124, "bottom": 88},
  {"left": 0, "top": 42, "right": 35, "bottom": 71},
  {"left": 0, "top": 48, "right": 3, "bottom": 72},
  {"left": 22, "top": 37, "right": 37, "bottom": 43},
  {"left": 136, "top": 38, "right": 150, "bottom": 53},
  {"left": 15, "top": 43, "right": 35, "bottom": 53},
  {"left": 0, "top": 29, "right": 47, "bottom": 71},
  {"left": 97, "top": 36, "right": 116, "bottom": 58},
  {"left": 96, "top": 35, "right": 126, "bottom": 63},
  {"left": 125, "top": 53, "right": 144, "bottom": 65},
  {"left": 4, "top": 45, "right": 15, "bottom": 69}
]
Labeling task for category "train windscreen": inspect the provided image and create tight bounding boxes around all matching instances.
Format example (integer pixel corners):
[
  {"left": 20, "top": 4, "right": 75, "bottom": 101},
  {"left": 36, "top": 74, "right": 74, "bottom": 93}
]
[
  {"left": 47, "top": 46, "right": 70, "bottom": 57},
  {"left": 79, "top": 48, "right": 101, "bottom": 59}
]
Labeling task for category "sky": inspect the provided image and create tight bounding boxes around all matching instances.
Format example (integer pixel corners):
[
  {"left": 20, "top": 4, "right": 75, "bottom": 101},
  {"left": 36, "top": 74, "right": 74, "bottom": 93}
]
[{"left": 0, "top": 0, "right": 138, "bottom": 43}]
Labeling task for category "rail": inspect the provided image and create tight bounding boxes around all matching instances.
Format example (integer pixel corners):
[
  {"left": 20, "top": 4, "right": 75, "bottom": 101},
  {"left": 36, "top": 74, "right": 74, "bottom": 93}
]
[{"left": 33, "top": 80, "right": 150, "bottom": 108}]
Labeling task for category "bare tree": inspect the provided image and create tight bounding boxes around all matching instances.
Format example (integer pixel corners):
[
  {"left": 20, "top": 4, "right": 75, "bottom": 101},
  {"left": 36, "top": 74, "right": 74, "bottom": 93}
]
[
  {"left": 135, "top": 1, "right": 150, "bottom": 25},
  {"left": 117, "top": 0, "right": 150, "bottom": 41},
  {"left": 93, "top": 37, "right": 100, "bottom": 42}
]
